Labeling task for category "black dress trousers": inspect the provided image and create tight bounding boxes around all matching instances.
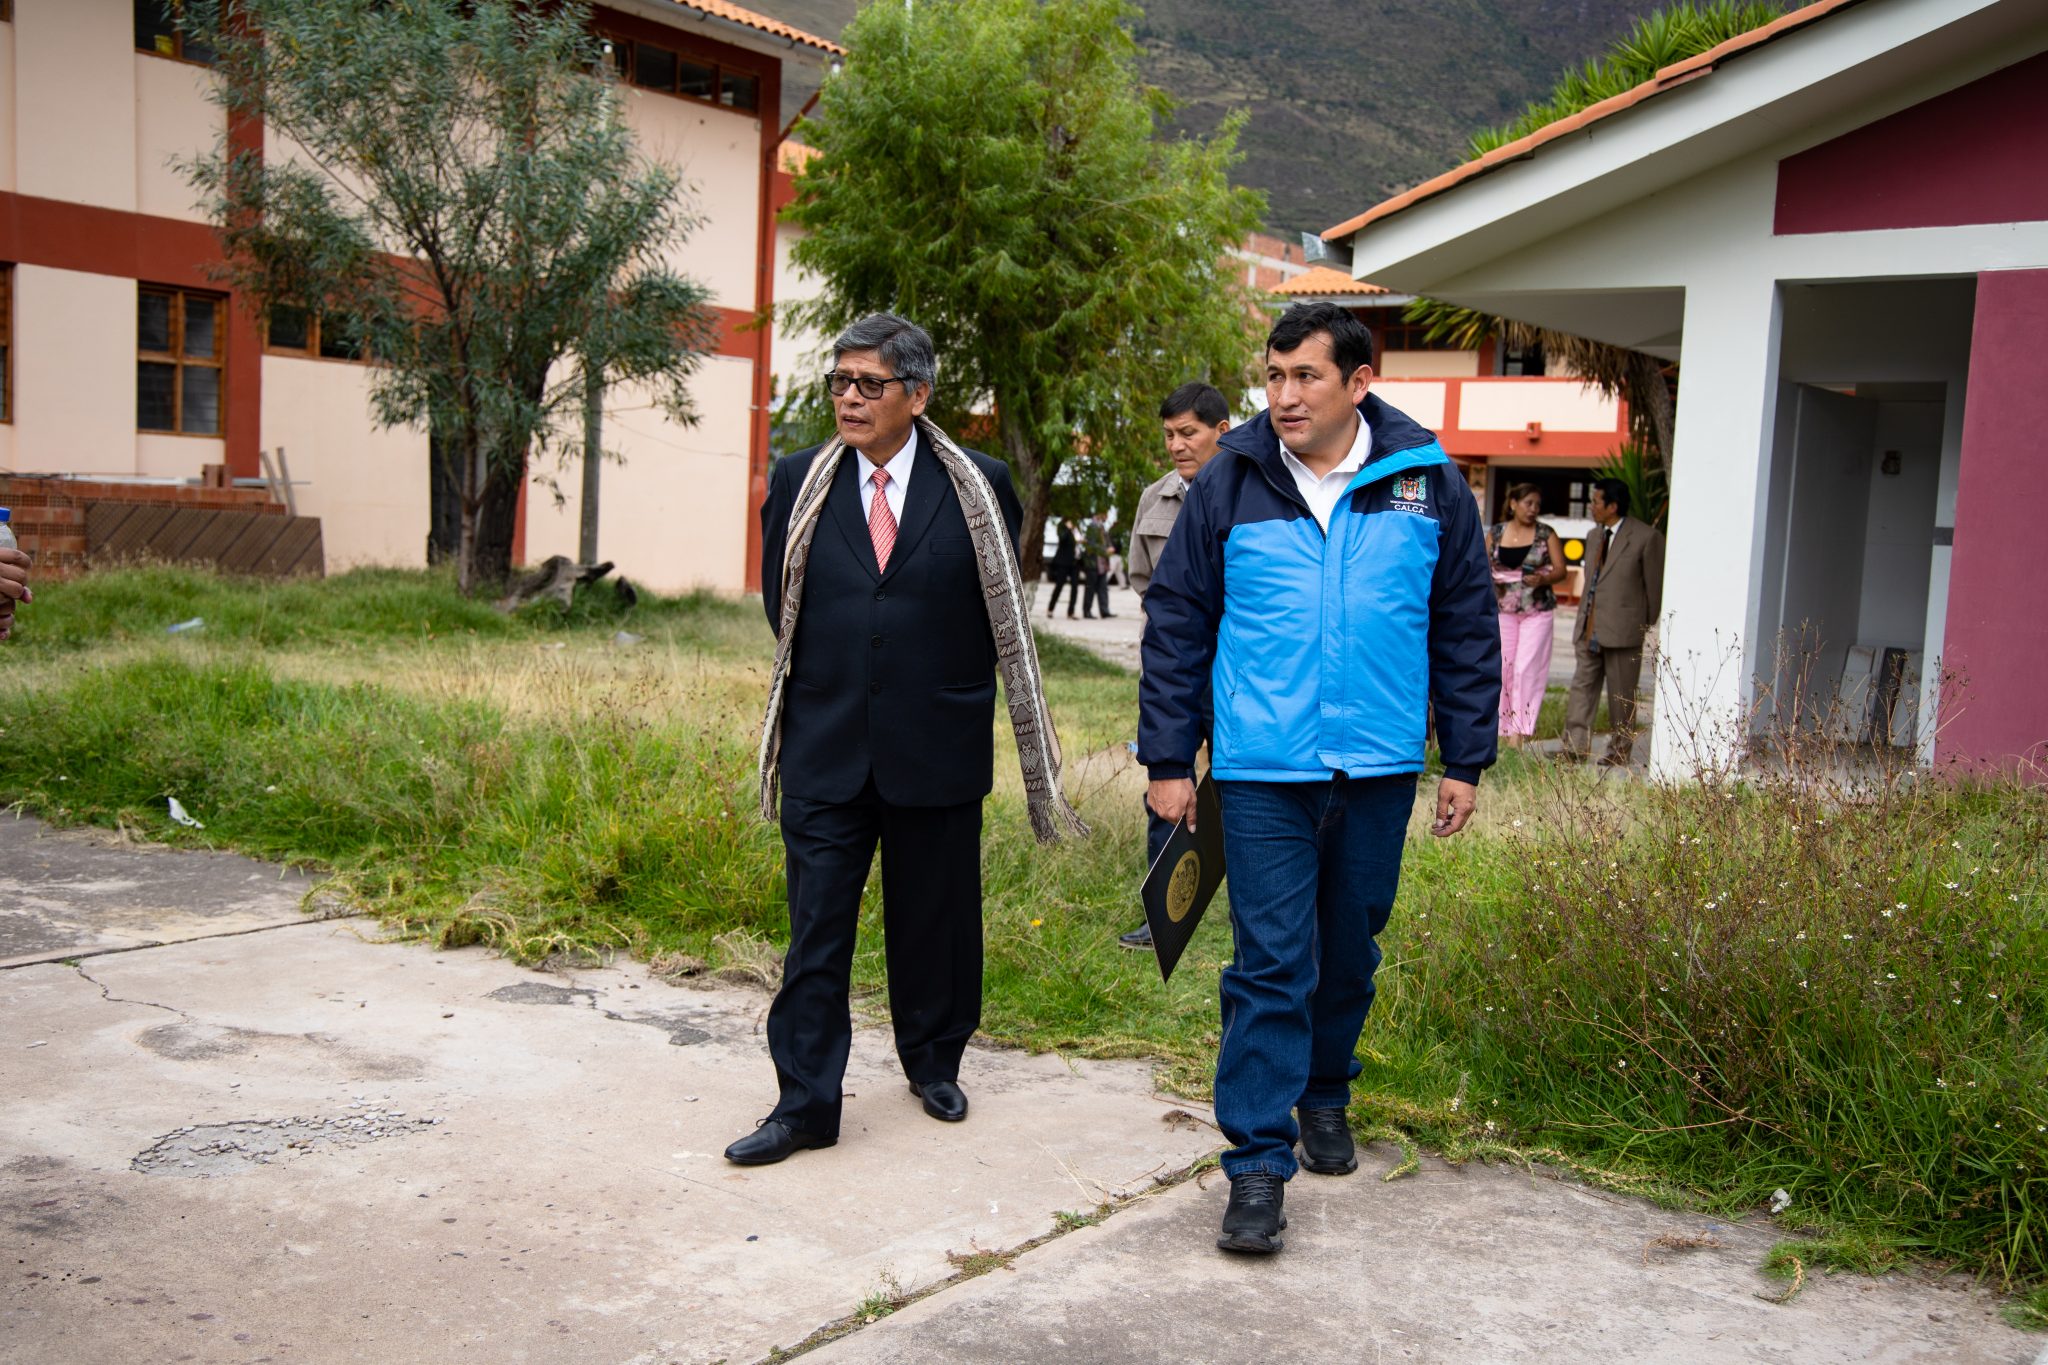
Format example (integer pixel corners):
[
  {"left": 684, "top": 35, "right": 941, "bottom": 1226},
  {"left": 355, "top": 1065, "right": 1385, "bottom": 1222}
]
[
  {"left": 756, "top": 435, "right": 1023, "bottom": 1141},
  {"left": 768, "top": 781, "right": 984, "bottom": 1139}
]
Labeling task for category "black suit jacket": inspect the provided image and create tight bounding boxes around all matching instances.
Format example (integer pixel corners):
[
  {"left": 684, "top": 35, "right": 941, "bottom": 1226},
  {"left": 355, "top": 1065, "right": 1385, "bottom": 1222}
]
[{"left": 761, "top": 432, "right": 1024, "bottom": 807}]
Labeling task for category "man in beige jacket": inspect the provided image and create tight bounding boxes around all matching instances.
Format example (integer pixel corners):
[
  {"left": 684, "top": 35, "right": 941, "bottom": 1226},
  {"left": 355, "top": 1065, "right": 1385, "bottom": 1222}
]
[
  {"left": 1119, "top": 381, "right": 1230, "bottom": 950},
  {"left": 1562, "top": 477, "right": 1665, "bottom": 766}
]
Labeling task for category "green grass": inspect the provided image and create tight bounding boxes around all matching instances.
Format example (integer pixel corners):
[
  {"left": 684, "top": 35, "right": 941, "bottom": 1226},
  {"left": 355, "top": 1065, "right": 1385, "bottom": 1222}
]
[{"left": 4, "top": 565, "right": 2046, "bottom": 1301}]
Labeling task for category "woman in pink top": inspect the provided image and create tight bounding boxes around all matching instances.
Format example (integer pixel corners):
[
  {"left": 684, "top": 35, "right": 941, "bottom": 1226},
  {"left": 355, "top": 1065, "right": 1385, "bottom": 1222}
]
[{"left": 1488, "top": 485, "right": 1566, "bottom": 748}]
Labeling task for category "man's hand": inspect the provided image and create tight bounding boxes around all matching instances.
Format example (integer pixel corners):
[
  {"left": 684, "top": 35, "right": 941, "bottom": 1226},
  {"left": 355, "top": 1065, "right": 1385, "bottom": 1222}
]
[
  {"left": 0, "top": 547, "right": 30, "bottom": 643},
  {"left": 1147, "top": 778, "right": 1198, "bottom": 831},
  {"left": 1431, "top": 778, "right": 1477, "bottom": 837}
]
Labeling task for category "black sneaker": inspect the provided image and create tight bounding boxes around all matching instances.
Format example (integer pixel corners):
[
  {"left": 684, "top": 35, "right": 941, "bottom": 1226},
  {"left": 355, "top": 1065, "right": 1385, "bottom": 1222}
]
[
  {"left": 1217, "top": 1172, "right": 1287, "bottom": 1254},
  {"left": 1297, "top": 1106, "right": 1357, "bottom": 1175},
  {"left": 1117, "top": 922, "right": 1155, "bottom": 950}
]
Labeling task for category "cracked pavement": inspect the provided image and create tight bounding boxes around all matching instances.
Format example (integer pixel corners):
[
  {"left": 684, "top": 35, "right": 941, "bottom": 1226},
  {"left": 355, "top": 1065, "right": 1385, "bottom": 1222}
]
[{"left": 2, "top": 814, "right": 2037, "bottom": 1364}]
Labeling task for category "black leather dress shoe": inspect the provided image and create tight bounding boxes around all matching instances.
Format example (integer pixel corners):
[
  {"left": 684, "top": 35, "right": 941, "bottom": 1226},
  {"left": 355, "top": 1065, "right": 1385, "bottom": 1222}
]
[
  {"left": 1117, "top": 922, "right": 1155, "bottom": 951},
  {"left": 1217, "top": 1172, "right": 1287, "bottom": 1254},
  {"left": 723, "top": 1118, "right": 834, "bottom": 1166},
  {"left": 1297, "top": 1106, "right": 1358, "bottom": 1175},
  {"left": 908, "top": 1079, "right": 969, "bottom": 1122}
]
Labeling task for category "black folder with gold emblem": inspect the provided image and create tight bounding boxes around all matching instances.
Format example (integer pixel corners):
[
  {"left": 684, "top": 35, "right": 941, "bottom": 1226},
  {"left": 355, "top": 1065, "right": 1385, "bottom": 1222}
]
[{"left": 1139, "top": 774, "right": 1225, "bottom": 983}]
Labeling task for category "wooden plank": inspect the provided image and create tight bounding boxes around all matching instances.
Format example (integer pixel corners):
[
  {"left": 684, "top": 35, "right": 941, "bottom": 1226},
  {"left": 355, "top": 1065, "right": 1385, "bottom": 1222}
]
[
  {"left": 218, "top": 515, "right": 291, "bottom": 574},
  {"left": 257, "top": 519, "right": 323, "bottom": 577}
]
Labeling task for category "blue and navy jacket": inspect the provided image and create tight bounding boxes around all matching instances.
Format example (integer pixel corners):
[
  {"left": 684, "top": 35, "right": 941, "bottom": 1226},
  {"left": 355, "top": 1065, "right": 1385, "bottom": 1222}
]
[{"left": 1138, "top": 393, "right": 1501, "bottom": 786}]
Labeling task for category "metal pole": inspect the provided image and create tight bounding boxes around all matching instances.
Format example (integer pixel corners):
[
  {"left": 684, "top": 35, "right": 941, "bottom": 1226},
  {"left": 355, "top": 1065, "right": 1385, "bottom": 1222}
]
[{"left": 578, "top": 360, "right": 601, "bottom": 564}]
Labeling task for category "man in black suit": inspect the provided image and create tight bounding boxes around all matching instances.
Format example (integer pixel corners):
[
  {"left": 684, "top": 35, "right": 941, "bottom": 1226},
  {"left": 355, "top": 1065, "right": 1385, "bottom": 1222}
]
[{"left": 727, "top": 313, "right": 1024, "bottom": 1166}]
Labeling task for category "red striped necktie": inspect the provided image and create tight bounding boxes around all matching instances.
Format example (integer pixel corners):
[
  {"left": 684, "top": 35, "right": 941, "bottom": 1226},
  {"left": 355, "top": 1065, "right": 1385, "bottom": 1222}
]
[{"left": 869, "top": 466, "right": 898, "bottom": 571}]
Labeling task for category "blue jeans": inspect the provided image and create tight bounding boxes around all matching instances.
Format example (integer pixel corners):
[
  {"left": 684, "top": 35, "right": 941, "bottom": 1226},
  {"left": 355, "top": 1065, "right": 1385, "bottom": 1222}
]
[{"left": 1214, "top": 773, "right": 1418, "bottom": 1178}]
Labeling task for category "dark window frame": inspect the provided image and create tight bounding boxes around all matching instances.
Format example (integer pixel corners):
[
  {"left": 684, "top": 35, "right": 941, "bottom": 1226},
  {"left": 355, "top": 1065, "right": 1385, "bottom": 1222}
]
[
  {"left": 264, "top": 305, "right": 372, "bottom": 364},
  {"left": 135, "top": 0, "right": 216, "bottom": 66},
  {"left": 600, "top": 30, "right": 763, "bottom": 115},
  {"left": 138, "top": 285, "right": 226, "bottom": 437}
]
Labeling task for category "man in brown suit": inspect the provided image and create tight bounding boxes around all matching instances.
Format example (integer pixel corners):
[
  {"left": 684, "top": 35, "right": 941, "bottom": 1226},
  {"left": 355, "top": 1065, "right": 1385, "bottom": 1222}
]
[{"left": 1563, "top": 477, "right": 1665, "bottom": 766}]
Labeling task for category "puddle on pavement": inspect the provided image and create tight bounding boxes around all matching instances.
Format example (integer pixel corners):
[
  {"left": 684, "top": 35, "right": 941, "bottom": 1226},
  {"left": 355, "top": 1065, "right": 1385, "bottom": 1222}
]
[
  {"left": 131, "top": 1106, "right": 442, "bottom": 1178},
  {"left": 486, "top": 981, "right": 711, "bottom": 1047}
]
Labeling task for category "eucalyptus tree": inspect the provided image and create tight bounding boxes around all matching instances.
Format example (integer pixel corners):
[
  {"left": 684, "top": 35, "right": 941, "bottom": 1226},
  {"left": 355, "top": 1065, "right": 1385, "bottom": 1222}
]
[
  {"left": 185, "top": 0, "right": 714, "bottom": 593},
  {"left": 784, "top": 0, "right": 1266, "bottom": 573}
]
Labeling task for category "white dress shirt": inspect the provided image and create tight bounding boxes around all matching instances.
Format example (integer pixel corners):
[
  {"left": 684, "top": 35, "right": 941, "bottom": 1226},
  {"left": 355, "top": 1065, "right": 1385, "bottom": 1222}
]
[
  {"left": 858, "top": 428, "right": 916, "bottom": 525},
  {"left": 1278, "top": 413, "right": 1374, "bottom": 533}
]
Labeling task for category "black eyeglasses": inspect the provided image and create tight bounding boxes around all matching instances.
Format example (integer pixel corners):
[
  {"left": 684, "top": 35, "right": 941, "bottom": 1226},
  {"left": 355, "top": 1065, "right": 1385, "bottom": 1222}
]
[{"left": 825, "top": 371, "right": 916, "bottom": 399}]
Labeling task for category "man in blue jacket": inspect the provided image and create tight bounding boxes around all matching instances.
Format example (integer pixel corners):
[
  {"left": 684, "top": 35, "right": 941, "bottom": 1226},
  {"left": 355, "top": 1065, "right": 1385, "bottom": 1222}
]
[{"left": 1139, "top": 301, "right": 1500, "bottom": 1254}]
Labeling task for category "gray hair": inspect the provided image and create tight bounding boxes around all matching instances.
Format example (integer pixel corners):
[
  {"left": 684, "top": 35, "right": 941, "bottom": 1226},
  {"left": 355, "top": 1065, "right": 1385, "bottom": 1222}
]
[{"left": 831, "top": 312, "right": 936, "bottom": 394}]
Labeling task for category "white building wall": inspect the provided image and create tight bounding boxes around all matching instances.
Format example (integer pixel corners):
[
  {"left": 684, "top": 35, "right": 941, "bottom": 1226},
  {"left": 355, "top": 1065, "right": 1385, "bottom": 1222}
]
[
  {"left": 0, "top": 21, "right": 18, "bottom": 194},
  {"left": 521, "top": 354, "right": 756, "bottom": 593},
  {"left": 15, "top": 3, "right": 137, "bottom": 211},
  {"left": 135, "top": 54, "right": 220, "bottom": 222},
  {"left": 13, "top": 266, "right": 137, "bottom": 476},
  {"left": 260, "top": 356, "right": 431, "bottom": 570},
  {"left": 623, "top": 91, "right": 760, "bottom": 311}
]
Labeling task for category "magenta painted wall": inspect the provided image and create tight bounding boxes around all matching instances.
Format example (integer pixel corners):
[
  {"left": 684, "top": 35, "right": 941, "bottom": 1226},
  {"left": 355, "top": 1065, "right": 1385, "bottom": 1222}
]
[
  {"left": 1939, "top": 269, "right": 2048, "bottom": 778},
  {"left": 1775, "top": 50, "right": 2048, "bottom": 235}
]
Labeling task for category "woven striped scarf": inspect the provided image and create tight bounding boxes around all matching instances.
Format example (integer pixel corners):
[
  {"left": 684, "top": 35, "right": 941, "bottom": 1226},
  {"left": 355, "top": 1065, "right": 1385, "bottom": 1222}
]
[{"left": 756, "top": 415, "right": 1090, "bottom": 844}]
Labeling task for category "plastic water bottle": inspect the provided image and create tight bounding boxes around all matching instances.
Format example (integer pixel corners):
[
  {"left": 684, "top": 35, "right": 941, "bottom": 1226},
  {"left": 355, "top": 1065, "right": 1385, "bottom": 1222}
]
[{"left": 0, "top": 507, "right": 14, "bottom": 553}]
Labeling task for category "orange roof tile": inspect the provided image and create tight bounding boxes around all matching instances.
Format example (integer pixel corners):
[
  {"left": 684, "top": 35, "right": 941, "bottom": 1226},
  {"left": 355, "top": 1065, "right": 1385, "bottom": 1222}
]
[
  {"left": 662, "top": 0, "right": 843, "bottom": 58},
  {"left": 1321, "top": 0, "right": 1867, "bottom": 242},
  {"left": 1272, "top": 266, "right": 1393, "bottom": 297},
  {"left": 778, "top": 140, "right": 820, "bottom": 173}
]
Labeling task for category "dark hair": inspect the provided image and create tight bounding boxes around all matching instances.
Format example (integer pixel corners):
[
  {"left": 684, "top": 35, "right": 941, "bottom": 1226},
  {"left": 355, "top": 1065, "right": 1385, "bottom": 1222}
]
[
  {"left": 1592, "top": 477, "right": 1631, "bottom": 518},
  {"left": 1502, "top": 482, "right": 1541, "bottom": 509},
  {"left": 1266, "top": 301, "right": 1374, "bottom": 376},
  {"left": 832, "top": 312, "right": 936, "bottom": 391},
  {"left": 1159, "top": 382, "right": 1229, "bottom": 427}
]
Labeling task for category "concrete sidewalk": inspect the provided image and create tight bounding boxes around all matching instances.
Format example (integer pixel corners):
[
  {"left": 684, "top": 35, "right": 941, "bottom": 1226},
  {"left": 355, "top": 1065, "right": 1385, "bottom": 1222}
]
[
  {"left": 1, "top": 817, "right": 1216, "bottom": 1364},
  {"left": 2, "top": 816, "right": 2036, "bottom": 1364}
]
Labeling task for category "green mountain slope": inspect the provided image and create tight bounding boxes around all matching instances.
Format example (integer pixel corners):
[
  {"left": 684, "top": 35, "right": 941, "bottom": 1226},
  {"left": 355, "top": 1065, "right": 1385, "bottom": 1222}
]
[{"left": 765, "top": 0, "right": 1675, "bottom": 235}]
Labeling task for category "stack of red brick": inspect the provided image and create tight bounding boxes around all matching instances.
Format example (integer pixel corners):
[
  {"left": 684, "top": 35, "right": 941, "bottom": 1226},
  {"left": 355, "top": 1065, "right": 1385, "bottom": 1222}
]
[{"left": 0, "top": 475, "right": 286, "bottom": 579}]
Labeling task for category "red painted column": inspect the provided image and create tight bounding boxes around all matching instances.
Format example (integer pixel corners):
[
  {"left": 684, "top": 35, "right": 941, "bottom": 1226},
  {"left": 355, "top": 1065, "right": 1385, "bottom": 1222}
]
[{"left": 1937, "top": 269, "right": 2048, "bottom": 780}]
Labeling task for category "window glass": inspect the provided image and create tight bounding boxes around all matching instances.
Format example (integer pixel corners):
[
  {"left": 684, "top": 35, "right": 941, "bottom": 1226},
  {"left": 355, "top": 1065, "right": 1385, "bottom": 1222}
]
[
  {"left": 181, "top": 366, "right": 221, "bottom": 434},
  {"left": 138, "top": 362, "right": 177, "bottom": 431},
  {"left": 268, "top": 305, "right": 311, "bottom": 351},
  {"left": 139, "top": 291, "right": 173, "bottom": 352},
  {"left": 720, "top": 71, "right": 759, "bottom": 112},
  {"left": 677, "top": 59, "right": 715, "bottom": 102},
  {"left": 134, "top": 0, "right": 178, "bottom": 55},
  {"left": 632, "top": 43, "right": 675, "bottom": 92},
  {"left": 183, "top": 296, "right": 218, "bottom": 358},
  {"left": 318, "top": 316, "right": 366, "bottom": 361}
]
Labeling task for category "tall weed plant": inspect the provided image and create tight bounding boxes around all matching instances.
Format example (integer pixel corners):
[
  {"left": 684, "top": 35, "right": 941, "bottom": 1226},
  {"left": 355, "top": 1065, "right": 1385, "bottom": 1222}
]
[{"left": 1387, "top": 724, "right": 2047, "bottom": 1282}]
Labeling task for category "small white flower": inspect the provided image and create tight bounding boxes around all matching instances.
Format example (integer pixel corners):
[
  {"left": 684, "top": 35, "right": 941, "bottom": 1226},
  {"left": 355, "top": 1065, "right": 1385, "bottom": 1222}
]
[
  {"left": 1989, "top": 993, "right": 2000, "bottom": 1001},
  {"left": 1842, "top": 934, "right": 1855, "bottom": 941},
  {"left": 1886, "top": 973, "right": 1896, "bottom": 980},
  {"left": 1796, "top": 932, "right": 1807, "bottom": 941},
  {"left": 1616, "top": 1060, "right": 1627, "bottom": 1069},
  {"left": 1944, "top": 881, "right": 1960, "bottom": 891},
  {"left": 1798, "top": 980, "right": 1808, "bottom": 989},
  {"left": 1704, "top": 901, "right": 1718, "bottom": 910},
  {"left": 1937, "top": 1078, "right": 1947, "bottom": 1088},
  {"left": 1895, "top": 902, "right": 1907, "bottom": 911},
  {"left": 1512, "top": 819, "right": 1523, "bottom": 828},
  {"left": 1882, "top": 908, "right": 1895, "bottom": 918}
]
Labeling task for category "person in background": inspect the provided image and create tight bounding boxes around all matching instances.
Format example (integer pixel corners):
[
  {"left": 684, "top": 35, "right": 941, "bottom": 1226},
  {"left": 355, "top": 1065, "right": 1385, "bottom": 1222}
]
[
  {"left": 1488, "top": 483, "right": 1566, "bottom": 748},
  {"left": 1045, "top": 517, "right": 1080, "bottom": 618},
  {"left": 1119, "top": 381, "right": 1231, "bottom": 951},
  {"left": 0, "top": 545, "right": 31, "bottom": 643},
  {"left": 1561, "top": 477, "right": 1665, "bottom": 767},
  {"left": 1081, "top": 513, "right": 1113, "bottom": 619}
]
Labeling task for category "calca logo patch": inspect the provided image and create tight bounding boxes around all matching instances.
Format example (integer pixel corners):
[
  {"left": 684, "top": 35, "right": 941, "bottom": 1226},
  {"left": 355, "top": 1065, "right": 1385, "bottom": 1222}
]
[{"left": 1392, "top": 474, "right": 1427, "bottom": 504}]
